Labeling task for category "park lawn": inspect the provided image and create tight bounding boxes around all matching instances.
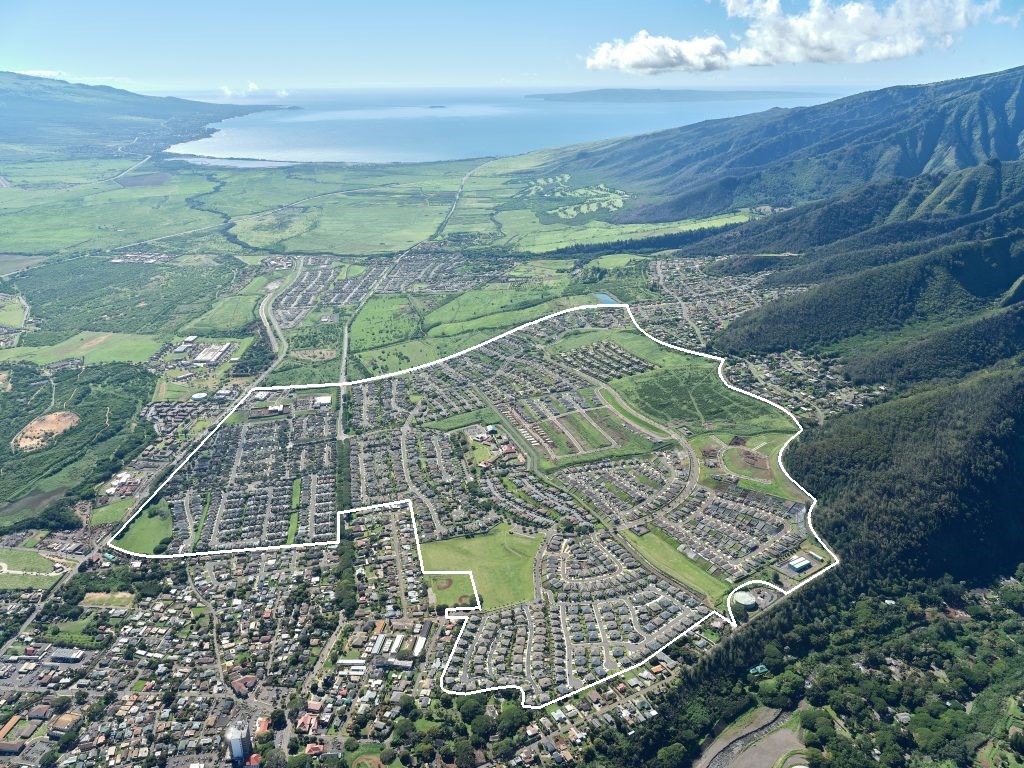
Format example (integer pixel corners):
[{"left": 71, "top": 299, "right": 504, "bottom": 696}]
[
  {"left": 347, "top": 742, "right": 403, "bottom": 768},
  {"left": 722, "top": 444, "right": 775, "bottom": 483},
  {"left": 287, "top": 510, "right": 299, "bottom": 545},
  {"left": 712, "top": 431, "right": 808, "bottom": 503},
  {"left": 624, "top": 526, "right": 731, "bottom": 603},
  {"left": 0, "top": 295, "right": 24, "bottom": 326},
  {"left": 0, "top": 546, "right": 56, "bottom": 573},
  {"left": 115, "top": 504, "right": 171, "bottom": 555},
  {"left": 420, "top": 523, "right": 540, "bottom": 610},
  {"left": 426, "top": 573, "right": 476, "bottom": 607},
  {"left": 91, "top": 497, "right": 136, "bottom": 526},
  {"left": 422, "top": 406, "right": 502, "bottom": 432},
  {"left": 0, "top": 331, "right": 162, "bottom": 364}
]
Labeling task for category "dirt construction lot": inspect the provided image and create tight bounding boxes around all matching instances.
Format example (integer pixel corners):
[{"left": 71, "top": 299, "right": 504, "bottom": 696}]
[{"left": 13, "top": 411, "right": 80, "bottom": 451}]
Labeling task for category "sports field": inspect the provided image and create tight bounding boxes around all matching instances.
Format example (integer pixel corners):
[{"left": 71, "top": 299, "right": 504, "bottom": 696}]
[
  {"left": 0, "top": 546, "right": 59, "bottom": 591},
  {"left": 419, "top": 523, "right": 540, "bottom": 609},
  {"left": 426, "top": 573, "right": 476, "bottom": 607}
]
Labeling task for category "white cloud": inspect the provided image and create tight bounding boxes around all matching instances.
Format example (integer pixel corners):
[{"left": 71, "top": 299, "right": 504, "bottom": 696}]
[
  {"left": 586, "top": 0, "right": 1002, "bottom": 73},
  {"left": 219, "top": 85, "right": 235, "bottom": 97},
  {"left": 276, "top": 89, "right": 290, "bottom": 98},
  {"left": 17, "top": 69, "right": 68, "bottom": 79},
  {"left": 246, "top": 81, "right": 260, "bottom": 93}
]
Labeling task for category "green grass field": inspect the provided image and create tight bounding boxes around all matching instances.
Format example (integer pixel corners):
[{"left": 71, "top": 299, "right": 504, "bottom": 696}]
[
  {"left": 182, "top": 274, "right": 270, "bottom": 335},
  {"left": 0, "top": 546, "right": 59, "bottom": 591},
  {"left": 624, "top": 527, "right": 731, "bottom": 603},
  {"left": 350, "top": 294, "right": 424, "bottom": 352},
  {"left": 0, "top": 546, "right": 56, "bottom": 572},
  {"left": 0, "top": 295, "right": 25, "bottom": 327},
  {"left": 559, "top": 411, "right": 613, "bottom": 452},
  {"left": 426, "top": 294, "right": 593, "bottom": 339},
  {"left": 354, "top": 328, "right": 496, "bottom": 377},
  {"left": 493, "top": 209, "right": 750, "bottom": 253},
  {"left": 114, "top": 504, "right": 171, "bottom": 555},
  {"left": 610, "top": 362, "right": 793, "bottom": 437},
  {"left": 422, "top": 406, "right": 502, "bottom": 432},
  {"left": 425, "top": 283, "right": 570, "bottom": 328},
  {"left": 91, "top": 497, "right": 136, "bottom": 525},
  {"left": 420, "top": 523, "right": 540, "bottom": 609},
  {"left": 589, "top": 253, "right": 648, "bottom": 269},
  {"left": 426, "top": 573, "right": 476, "bottom": 607},
  {"left": 0, "top": 331, "right": 162, "bottom": 364}
]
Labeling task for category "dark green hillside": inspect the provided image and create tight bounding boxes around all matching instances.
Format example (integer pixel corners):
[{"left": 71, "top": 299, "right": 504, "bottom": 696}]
[
  {"left": 842, "top": 304, "right": 1024, "bottom": 384},
  {"left": 0, "top": 71, "right": 269, "bottom": 160},
  {"left": 789, "top": 369, "right": 1024, "bottom": 582},
  {"left": 549, "top": 66, "right": 1024, "bottom": 221},
  {"left": 717, "top": 234, "right": 1024, "bottom": 354}
]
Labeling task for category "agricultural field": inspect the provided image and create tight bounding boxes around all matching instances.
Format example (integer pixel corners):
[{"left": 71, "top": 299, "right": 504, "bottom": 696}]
[
  {"left": 419, "top": 523, "right": 540, "bottom": 609},
  {"left": 0, "top": 331, "right": 162, "bottom": 364},
  {"left": 182, "top": 273, "right": 272, "bottom": 336},
  {"left": 0, "top": 254, "right": 48, "bottom": 275},
  {"left": 0, "top": 171, "right": 224, "bottom": 253}
]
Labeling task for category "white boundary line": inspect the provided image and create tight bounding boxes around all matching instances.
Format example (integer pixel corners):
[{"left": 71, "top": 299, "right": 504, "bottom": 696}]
[{"left": 106, "top": 303, "right": 839, "bottom": 709}]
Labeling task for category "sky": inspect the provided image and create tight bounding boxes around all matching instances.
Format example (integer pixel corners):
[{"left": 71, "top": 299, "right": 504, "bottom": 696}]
[{"left": 0, "top": 0, "right": 1021, "bottom": 97}]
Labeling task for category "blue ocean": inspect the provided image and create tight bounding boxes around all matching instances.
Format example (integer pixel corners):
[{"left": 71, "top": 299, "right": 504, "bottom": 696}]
[{"left": 167, "top": 88, "right": 838, "bottom": 164}]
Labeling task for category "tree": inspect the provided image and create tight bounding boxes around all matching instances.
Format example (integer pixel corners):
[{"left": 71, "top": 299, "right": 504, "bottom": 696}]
[
  {"left": 452, "top": 739, "right": 476, "bottom": 768},
  {"left": 270, "top": 708, "right": 287, "bottom": 730},
  {"left": 263, "top": 750, "right": 287, "bottom": 768}
]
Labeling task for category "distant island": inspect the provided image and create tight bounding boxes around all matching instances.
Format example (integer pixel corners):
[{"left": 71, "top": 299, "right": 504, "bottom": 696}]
[{"left": 527, "top": 88, "right": 831, "bottom": 103}]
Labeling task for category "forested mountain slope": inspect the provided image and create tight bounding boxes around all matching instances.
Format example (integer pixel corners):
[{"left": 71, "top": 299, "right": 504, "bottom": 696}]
[{"left": 549, "top": 66, "right": 1024, "bottom": 221}]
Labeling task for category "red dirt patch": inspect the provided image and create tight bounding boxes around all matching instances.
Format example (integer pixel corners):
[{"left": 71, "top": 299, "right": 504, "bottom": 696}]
[{"left": 13, "top": 411, "right": 80, "bottom": 451}]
